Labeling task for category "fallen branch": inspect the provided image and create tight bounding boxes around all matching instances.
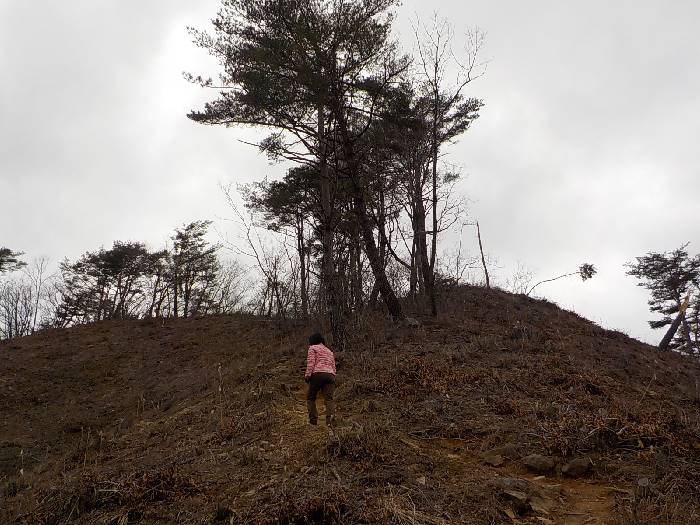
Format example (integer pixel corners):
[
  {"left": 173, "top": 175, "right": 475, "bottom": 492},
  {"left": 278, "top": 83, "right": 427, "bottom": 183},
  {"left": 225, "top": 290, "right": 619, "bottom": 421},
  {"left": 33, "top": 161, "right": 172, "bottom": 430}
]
[{"left": 526, "top": 264, "right": 596, "bottom": 297}]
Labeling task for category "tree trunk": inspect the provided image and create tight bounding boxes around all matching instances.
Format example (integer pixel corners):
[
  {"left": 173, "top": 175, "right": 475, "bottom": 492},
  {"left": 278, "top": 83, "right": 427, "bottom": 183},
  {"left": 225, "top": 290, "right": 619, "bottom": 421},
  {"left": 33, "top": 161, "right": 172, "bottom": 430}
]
[
  {"left": 183, "top": 277, "right": 190, "bottom": 319},
  {"left": 681, "top": 316, "right": 694, "bottom": 350},
  {"left": 410, "top": 164, "right": 426, "bottom": 297},
  {"left": 659, "top": 297, "right": 691, "bottom": 351},
  {"left": 148, "top": 274, "right": 159, "bottom": 318},
  {"left": 428, "top": 95, "right": 440, "bottom": 317},
  {"left": 297, "top": 213, "right": 308, "bottom": 318},
  {"left": 351, "top": 225, "right": 363, "bottom": 312},
  {"left": 368, "top": 280, "right": 380, "bottom": 309},
  {"left": 477, "top": 221, "right": 490, "bottom": 289},
  {"left": 369, "top": 187, "right": 387, "bottom": 311},
  {"left": 318, "top": 104, "right": 344, "bottom": 349},
  {"left": 409, "top": 235, "right": 418, "bottom": 299},
  {"left": 173, "top": 262, "right": 179, "bottom": 319},
  {"left": 336, "top": 116, "right": 402, "bottom": 319},
  {"left": 353, "top": 191, "right": 402, "bottom": 319},
  {"left": 414, "top": 182, "right": 433, "bottom": 312}
]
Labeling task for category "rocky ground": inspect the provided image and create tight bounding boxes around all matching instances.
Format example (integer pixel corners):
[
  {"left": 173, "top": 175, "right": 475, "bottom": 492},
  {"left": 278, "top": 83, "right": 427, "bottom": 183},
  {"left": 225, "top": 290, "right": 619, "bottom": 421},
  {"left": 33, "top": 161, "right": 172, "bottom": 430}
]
[{"left": 2, "top": 286, "right": 699, "bottom": 524}]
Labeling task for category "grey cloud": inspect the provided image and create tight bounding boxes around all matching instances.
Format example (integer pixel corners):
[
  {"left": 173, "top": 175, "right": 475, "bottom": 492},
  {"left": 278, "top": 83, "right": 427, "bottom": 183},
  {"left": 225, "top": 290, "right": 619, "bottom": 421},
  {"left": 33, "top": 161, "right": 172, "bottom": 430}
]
[{"left": 2, "top": 0, "right": 698, "bottom": 344}]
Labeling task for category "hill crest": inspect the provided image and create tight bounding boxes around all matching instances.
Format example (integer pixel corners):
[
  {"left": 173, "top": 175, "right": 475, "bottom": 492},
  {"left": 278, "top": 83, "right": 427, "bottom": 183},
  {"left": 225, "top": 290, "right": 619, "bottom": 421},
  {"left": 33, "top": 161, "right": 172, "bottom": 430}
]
[{"left": 2, "top": 286, "right": 699, "bottom": 524}]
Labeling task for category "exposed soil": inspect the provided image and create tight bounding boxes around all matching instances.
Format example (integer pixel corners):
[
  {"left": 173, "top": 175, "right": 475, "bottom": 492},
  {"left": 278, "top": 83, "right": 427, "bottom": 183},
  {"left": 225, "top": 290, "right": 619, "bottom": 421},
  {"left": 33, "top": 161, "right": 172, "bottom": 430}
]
[{"left": 2, "top": 286, "right": 700, "bottom": 524}]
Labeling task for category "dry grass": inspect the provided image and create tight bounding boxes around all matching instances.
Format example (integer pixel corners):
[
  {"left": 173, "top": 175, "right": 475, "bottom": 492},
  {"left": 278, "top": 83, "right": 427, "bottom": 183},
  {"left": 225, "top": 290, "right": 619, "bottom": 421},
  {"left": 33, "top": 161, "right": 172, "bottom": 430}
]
[
  {"left": 3, "top": 287, "right": 700, "bottom": 523},
  {"left": 326, "top": 421, "right": 390, "bottom": 463},
  {"left": 377, "top": 487, "right": 447, "bottom": 525},
  {"left": 615, "top": 493, "right": 700, "bottom": 525},
  {"left": 32, "top": 469, "right": 202, "bottom": 525}
]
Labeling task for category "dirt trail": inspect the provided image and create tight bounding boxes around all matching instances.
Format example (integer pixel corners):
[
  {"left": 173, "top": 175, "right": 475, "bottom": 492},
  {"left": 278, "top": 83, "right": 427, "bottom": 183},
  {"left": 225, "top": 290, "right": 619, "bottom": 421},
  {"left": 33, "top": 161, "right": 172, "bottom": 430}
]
[
  {"left": 522, "top": 475, "right": 616, "bottom": 525},
  {"left": 275, "top": 348, "right": 623, "bottom": 525},
  {"left": 262, "top": 351, "right": 634, "bottom": 525},
  {"left": 405, "top": 436, "right": 622, "bottom": 525},
  {"left": 557, "top": 479, "right": 616, "bottom": 525},
  {"left": 275, "top": 365, "right": 620, "bottom": 525}
]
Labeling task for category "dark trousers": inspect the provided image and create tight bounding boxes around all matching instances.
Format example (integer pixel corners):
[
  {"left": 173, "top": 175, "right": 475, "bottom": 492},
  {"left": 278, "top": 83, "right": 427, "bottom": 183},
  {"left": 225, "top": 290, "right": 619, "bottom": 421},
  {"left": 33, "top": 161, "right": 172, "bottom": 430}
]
[{"left": 306, "top": 372, "right": 335, "bottom": 425}]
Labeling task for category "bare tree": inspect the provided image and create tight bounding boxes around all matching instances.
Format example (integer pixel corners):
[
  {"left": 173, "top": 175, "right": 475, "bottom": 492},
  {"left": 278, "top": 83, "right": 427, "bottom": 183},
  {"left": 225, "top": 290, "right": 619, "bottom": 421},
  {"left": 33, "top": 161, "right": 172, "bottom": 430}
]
[
  {"left": 0, "top": 278, "right": 34, "bottom": 339},
  {"left": 223, "top": 186, "right": 301, "bottom": 319},
  {"left": 23, "top": 257, "right": 51, "bottom": 332},
  {"left": 214, "top": 259, "right": 249, "bottom": 314},
  {"left": 412, "top": 16, "right": 486, "bottom": 315},
  {"left": 506, "top": 261, "right": 535, "bottom": 295}
]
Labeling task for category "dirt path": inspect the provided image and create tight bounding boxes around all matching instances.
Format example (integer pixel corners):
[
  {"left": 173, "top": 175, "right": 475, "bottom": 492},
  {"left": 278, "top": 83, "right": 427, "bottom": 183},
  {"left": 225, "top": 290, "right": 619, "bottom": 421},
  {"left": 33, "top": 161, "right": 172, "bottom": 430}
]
[
  {"left": 426, "top": 437, "right": 620, "bottom": 524},
  {"left": 282, "top": 376, "right": 621, "bottom": 524},
  {"left": 525, "top": 476, "right": 616, "bottom": 525}
]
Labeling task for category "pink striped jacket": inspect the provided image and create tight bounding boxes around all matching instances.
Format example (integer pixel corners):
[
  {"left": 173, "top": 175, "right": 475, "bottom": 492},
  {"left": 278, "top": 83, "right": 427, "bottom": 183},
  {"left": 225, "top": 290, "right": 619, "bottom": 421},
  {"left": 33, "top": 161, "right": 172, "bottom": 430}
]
[{"left": 305, "top": 344, "right": 336, "bottom": 378}]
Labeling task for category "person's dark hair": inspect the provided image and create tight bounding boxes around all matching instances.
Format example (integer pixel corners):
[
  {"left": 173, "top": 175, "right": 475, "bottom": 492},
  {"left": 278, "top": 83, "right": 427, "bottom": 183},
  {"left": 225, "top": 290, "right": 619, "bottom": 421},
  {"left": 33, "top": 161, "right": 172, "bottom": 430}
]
[{"left": 308, "top": 333, "right": 325, "bottom": 346}]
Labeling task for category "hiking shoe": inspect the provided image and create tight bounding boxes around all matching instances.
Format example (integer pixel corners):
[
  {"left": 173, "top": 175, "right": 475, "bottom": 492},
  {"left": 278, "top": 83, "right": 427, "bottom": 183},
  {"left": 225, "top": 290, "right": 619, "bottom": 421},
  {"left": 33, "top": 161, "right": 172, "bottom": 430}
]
[{"left": 309, "top": 419, "right": 318, "bottom": 426}]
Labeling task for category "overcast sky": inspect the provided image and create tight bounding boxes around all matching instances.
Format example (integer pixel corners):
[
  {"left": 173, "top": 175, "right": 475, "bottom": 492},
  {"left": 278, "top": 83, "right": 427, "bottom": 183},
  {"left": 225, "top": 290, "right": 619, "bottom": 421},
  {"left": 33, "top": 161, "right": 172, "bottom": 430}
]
[{"left": 1, "top": 1, "right": 698, "bottom": 344}]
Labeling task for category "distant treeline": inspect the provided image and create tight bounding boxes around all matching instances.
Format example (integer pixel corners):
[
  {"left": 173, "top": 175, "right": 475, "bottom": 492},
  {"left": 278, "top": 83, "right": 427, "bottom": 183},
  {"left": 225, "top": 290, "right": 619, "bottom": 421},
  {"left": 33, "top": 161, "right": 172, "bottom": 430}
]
[{"left": 0, "top": 222, "right": 247, "bottom": 339}]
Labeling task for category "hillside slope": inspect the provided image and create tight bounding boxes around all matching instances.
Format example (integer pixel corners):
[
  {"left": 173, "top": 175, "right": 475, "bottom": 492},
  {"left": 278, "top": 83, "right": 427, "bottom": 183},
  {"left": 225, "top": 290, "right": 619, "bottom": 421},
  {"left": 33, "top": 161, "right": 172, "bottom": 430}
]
[{"left": 2, "top": 286, "right": 700, "bottom": 524}]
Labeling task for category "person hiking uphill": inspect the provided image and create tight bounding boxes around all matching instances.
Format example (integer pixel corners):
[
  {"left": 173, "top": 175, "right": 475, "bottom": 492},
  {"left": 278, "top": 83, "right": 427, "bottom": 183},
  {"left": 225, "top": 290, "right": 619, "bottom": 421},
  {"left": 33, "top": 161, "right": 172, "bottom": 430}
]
[{"left": 304, "top": 333, "right": 336, "bottom": 426}]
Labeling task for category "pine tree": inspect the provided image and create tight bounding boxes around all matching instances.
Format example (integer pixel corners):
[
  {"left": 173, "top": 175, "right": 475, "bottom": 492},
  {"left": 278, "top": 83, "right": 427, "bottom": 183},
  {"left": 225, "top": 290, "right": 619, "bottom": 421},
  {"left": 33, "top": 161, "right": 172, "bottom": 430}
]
[
  {"left": 627, "top": 244, "right": 700, "bottom": 352},
  {"left": 187, "top": 0, "right": 407, "bottom": 336},
  {"left": 170, "top": 221, "right": 220, "bottom": 318},
  {"left": 0, "top": 247, "right": 26, "bottom": 273}
]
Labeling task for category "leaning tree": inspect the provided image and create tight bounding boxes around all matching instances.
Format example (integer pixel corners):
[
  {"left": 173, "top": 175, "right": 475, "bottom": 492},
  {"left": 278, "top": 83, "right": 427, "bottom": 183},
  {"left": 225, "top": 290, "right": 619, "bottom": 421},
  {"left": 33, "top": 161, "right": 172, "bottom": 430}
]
[{"left": 627, "top": 244, "right": 700, "bottom": 352}]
